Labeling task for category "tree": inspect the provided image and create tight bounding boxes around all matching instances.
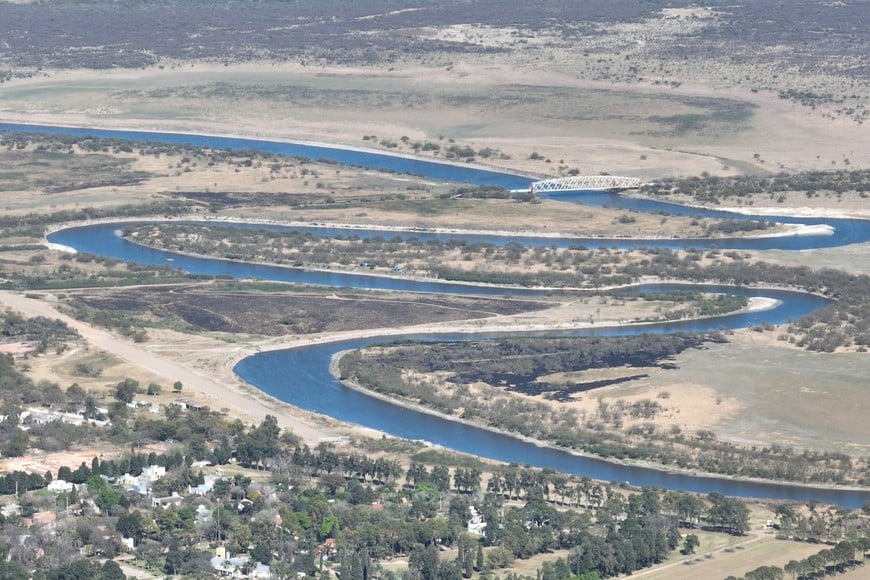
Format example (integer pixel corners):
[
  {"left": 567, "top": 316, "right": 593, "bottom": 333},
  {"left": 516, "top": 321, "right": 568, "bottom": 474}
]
[
  {"left": 46, "top": 559, "right": 98, "bottom": 580},
  {"left": 410, "top": 543, "right": 440, "bottom": 580},
  {"left": 229, "top": 523, "right": 253, "bottom": 555},
  {"left": 164, "top": 545, "right": 184, "bottom": 575},
  {"left": 774, "top": 503, "right": 797, "bottom": 534},
  {"left": 96, "top": 485, "right": 123, "bottom": 512},
  {"left": 100, "top": 560, "right": 127, "bottom": 580},
  {"left": 58, "top": 465, "right": 74, "bottom": 481},
  {"left": 4, "top": 428, "right": 29, "bottom": 457},
  {"left": 0, "top": 561, "right": 28, "bottom": 580},
  {"left": 114, "top": 378, "right": 139, "bottom": 404},
  {"left": 173, "top": 380, "right": 183, "bottom": 393},
  {"left": 251, "top": 543, "right": 272, "bottom": 565},
  {"left": 744, "top": 565, "right": 784, "bottom": 580},
  {"left": 706, "top": 493, "right": 750, "bottom": 535},
  {"left": 116, "top": 510, "right": 151, "bottom": 544},
  {"left": 146, "top": 382, "right": 161, "bottom": 395},
  {"left": 680, "top": 534, "right": 700, "bottom": 555},
  {"left": 832, "top": 540, "right": 856, "bottom": 569}
]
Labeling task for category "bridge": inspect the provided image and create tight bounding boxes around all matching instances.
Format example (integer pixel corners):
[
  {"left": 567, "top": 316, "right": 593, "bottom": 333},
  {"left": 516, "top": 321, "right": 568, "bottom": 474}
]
[{"left": 528, "top": 175, "right": 642, "bottom": 194}]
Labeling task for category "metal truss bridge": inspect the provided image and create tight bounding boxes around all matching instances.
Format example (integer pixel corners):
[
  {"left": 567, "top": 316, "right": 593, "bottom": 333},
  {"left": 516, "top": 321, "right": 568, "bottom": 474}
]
[{"left": 528, "top": 175, "right": 642, "bottom": 193}]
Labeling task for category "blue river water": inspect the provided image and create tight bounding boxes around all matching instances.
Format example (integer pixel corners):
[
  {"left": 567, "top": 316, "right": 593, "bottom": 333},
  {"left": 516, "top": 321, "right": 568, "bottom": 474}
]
[{"left": 5, "top": 122, "right": 868, "bottom": 507}]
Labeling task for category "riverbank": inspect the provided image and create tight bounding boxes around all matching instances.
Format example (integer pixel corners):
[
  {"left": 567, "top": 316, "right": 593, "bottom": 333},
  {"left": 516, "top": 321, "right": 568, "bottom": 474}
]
[
  {"left": 8, "top": 124, "right": 870, "bottom": 506},
  {"left": 328, "top": 345, "right": 870, "bottom": 496}
]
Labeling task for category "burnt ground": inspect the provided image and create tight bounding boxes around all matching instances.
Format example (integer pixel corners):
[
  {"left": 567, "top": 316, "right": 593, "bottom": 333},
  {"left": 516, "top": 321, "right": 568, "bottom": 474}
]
[
  {"left": 65, "top": 282, "right": 548, "bottom": 336},
  {"left": 348, "top": 334, "right": 723, "bottom": 400}
]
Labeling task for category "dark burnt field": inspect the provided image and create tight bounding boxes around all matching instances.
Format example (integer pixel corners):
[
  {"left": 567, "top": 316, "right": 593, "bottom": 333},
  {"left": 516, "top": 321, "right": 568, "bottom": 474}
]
[
  {"left": 64, "top": 283, "right": 548, "bottom": 336},
  {"left": 344, "top": 333, "right": 725, "bottom": 401}
]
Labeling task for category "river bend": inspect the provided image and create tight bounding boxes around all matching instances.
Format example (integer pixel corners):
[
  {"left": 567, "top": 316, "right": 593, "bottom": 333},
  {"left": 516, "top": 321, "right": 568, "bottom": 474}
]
[{"left": 5, "top": 122, "right": 868, "bottom": 507}]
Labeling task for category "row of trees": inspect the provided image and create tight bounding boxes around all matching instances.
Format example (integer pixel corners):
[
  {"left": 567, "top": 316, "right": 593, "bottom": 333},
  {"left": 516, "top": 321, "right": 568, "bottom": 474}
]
[{"left": 645, "top": 169, "right": 870, "bottom": 204}]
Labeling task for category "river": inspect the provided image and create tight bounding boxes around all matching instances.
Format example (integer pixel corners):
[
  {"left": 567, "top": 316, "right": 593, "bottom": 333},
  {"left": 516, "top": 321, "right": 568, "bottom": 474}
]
[{"left": 5, "top": 122, "right": 868, "bottom": 507}]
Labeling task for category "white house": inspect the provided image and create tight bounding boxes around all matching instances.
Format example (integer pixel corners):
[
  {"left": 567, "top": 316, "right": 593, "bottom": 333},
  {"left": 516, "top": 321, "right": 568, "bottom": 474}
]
[
  {"left": 141, "top": 465, "right": 166, "bottom": 481},
  {"left": 467, "top": 506, "right": 487, "bottom": 535},
  {"left": 47, "top": 479, "right": 74, "bottom": 494}
]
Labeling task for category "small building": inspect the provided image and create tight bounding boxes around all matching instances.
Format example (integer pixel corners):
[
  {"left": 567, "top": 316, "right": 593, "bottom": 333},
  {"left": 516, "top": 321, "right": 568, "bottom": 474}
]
[
  {"left": 1, "top": 503, "right": 21, "bottom": 518},
  {"left": 25, "top": 510, "right": 57, "bottom": 530},
  {"left": 467, "top": 506, "right": 487, "bottom": 536},
  {"left": 151, "top": 492, "right": 183, "bottom": 507},
  {"left": 47, "top": 479, "right": 74, "bottom": 494},
  {"left": 316, "top": 538, "right": 338, "bottom": 561},
  {"left": 190, "top": 482, "right": 213, "bottom": 496},
  {"left": 141, "top": 465, "right": 166, "bottom": 481},
  {"left": 173, "top": 398, "right": 208, "bottom": 412}
]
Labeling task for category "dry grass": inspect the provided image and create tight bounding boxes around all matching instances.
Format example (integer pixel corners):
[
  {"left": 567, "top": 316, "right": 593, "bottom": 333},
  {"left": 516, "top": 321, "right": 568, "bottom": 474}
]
[{"left": 635, "top": 536, "right": 822, "bottom": 580}]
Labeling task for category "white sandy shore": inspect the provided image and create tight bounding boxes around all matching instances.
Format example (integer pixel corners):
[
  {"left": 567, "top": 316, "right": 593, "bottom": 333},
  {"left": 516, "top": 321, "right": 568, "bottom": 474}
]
[{"left": 719, "top": 205, "right": 870, "bottom": 220}]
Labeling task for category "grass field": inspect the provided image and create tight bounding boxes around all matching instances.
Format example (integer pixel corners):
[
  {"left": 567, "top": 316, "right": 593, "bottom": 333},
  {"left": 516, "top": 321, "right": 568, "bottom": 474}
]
[
  {"left": 651, "top": 331, "right": 870, "bottom": 454},
  {"left": 634, "top": 535, "right": 823, "bottom": 580}
]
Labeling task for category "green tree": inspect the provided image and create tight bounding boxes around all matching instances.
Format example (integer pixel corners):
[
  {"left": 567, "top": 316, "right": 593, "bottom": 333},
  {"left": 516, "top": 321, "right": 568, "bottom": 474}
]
[
  {"left": 251, "top": 543, "right": 272, "bottom": 565},
  {"left": 744, "top": 565, "right": 784, "bottom": 580},
  {"left": 230, "top": 523, "right": 253, "bottom": 555},
  {"left": 100, "top": 560, "right": 126, "bottom": 580},
  {"left": 4, "top": 428, "right": 29, "bottom": 457},
  {"left": 96, "top": 486, "right": 122, "bottom": 512},
  {"left": 46, "top": 559, "right": 98, "bottom": 580},
  {"left": 116, "top": 510, "right": 152, "bottom": 544},
  {"left": 706, "top": 493, "right": 750, "bottom": 535},
  {"left": 0, "top": 561, "right": 28, "bottom": 580},
  {"left": 410, "top": 543, "right": 440, "bottom": 580},
  {"left": 680, "top": 534, "right": 700, "bottom": 555},
  {"left": 114, "top": 378, "right": 139, "bottom": 404},
  {"left": 164, "top": 545, "right": 184, "bottom": 575}
]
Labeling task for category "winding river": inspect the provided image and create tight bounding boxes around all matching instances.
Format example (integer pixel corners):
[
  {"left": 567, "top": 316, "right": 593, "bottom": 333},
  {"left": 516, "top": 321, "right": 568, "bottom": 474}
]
[{"left": 6, "top": 122, "right": 869, "bottom": 507}]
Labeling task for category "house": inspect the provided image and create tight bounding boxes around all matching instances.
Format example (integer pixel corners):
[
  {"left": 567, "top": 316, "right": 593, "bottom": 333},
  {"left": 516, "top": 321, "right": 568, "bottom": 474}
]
[
  {"left": 47, "top": 479, "right": 74, "bottom": 493},
  {"left": 467, "top": 506, "right": 487, "bottom": 535},
  {"left": 151, "top": 492, "right": 183, "bottom": 507},
  {"left": 209, "top": 552, "right": 272, "bottom": 578},
  {"left": 189, "top": 481, "right": 214, "bottom": 496},
  {"left": 316, "top": 538, "right": 338, "bottom": 561},
  {"left": 196, "top": 504, "right": 213, "bottom": 526},
  {"left": 1, "top": 503, "right": 21, "bottom": 518},
  {"left": 173, "top": 398, "right": 208, "bottom": 412},
  {"left": 24, "top": 510, "right": 57, "bottom": 530},
  {"left": 141, "top": 465, "right": 166, "bottom": 481}
]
